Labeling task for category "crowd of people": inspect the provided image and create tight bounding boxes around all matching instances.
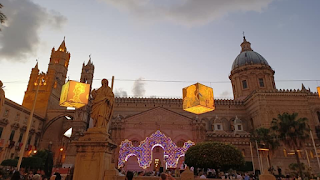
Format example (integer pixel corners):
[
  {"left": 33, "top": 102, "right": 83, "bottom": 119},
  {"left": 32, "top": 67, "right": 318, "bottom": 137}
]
[{"left": 0, "top": 168, "right": 63, "bottom": 180}]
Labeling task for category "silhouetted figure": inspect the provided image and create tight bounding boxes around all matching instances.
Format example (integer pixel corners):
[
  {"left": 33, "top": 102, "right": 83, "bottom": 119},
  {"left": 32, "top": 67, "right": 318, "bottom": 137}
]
[
  {"left": 11, "top": 171, "right": 21, "bottom": 180},
  {"left": 125, "top": 171, "right": 134, "bottom": 180}
]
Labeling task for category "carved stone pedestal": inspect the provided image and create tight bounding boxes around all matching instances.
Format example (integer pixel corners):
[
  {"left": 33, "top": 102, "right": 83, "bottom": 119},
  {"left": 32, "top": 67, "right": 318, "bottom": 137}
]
[
  {"left": 73, "top": 128, "right": 117, "bottom": 180},
  {"left": 259, "top": 169, "right": 276, "bottom": 180}
]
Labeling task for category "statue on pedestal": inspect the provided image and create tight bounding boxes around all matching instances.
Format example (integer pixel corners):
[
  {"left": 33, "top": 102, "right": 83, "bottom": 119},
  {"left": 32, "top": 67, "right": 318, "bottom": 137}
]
[
  {"left": 90, "top": 79, "right": 114, "bottom": 129},
  {"left": 0, "top": 81, "right": 5, "bottom": 114}
]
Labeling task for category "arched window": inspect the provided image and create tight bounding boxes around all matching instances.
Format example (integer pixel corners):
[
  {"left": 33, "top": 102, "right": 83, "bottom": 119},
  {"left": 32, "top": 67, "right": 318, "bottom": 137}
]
[{"left": 242, "top": 80, "right": 248, "bottom": 89}]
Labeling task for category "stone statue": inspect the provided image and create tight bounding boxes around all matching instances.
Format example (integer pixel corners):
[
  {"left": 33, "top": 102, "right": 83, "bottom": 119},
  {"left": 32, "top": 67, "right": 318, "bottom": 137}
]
[
  {"left": 90, "top": 79, "right": 114, "bottom": 129},
  {"left": 0, "top": 81, "right": 5, "bottom": 114}
]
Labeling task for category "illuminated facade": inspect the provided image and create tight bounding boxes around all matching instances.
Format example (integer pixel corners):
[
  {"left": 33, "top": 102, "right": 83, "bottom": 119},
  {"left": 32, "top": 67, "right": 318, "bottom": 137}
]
[
  {"left": 0, "top": 37, "right": 320, "bottom": 174},
  {"left": 118, "top": 130, "right": 194, "bottom": 169}
]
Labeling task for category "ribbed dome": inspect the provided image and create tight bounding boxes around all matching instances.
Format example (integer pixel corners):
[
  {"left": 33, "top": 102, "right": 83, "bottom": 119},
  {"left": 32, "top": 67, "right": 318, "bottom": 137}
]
[
  {"left": 231, "top": 36, "right": 270, "bottom": 71},
  {"left": 231, "top": 51, "right": 269, "bottom": 70}
]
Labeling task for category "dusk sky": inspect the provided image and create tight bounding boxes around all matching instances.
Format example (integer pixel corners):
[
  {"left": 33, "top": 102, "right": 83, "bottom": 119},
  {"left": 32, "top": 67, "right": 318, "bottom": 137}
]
[{"left": 1, "top": 0, "right": 320, "bottom": 104}]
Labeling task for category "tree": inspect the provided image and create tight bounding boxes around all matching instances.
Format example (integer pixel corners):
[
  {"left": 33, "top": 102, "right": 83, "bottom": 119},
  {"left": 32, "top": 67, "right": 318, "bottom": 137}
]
[
  {"left": 251, "top": 127, "right": 279, "bottom": 170},
  {"left": 21, "top": 157, "right": 43, "bottom": 169},
  {"left": 0, "top": 3, "right": 6, "bottom": 30},
  {"left": 1, "top": 159, "right": 18, "bottom": 167},
  {"left": 271, "top": 112, "right": 310, "bottom": 180},
  {"left": 185, "top": 142, "right": 245, "bottom": 171}
]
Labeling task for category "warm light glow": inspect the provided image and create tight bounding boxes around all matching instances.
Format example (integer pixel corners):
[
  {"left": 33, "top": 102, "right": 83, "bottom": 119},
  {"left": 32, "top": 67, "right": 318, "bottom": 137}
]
[
  {"left": 60, "top": 148, "right": 64, "bottom": 152},
  {"left": 33, "top": 150, "right": 37, "bottom": 154},
  {"left": 182, "top": 82, "right": 215, "bottom": 114},
  {"left": 317, "top": 87, "right": 320, "bottom": 98},
  {"left": 59, "top": 80, "right": 90, "bottom": 108},
  {"left": 258, "top": 148, "right": 269, "bottom": 151}
]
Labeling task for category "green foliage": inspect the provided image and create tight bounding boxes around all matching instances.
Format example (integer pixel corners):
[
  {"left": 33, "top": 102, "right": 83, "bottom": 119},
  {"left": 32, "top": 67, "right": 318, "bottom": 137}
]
[
  {"left": 238, "top": 161, "right": 253, "bottom": 172},
  {"left": 21, "top": 157, "right": 43, "bottom": 169},
  {"left": 0, "top": 3, "right": 6, "bottom": 30},
  {"left": 289, "top": 163, "right": 313, "bottom": 179},
  {"left": 1, "top": 159, "right": 17, "bottom": 167},
  {"left": 251, "top": 127, "right": 279, "bottom": 151},
  {"left": 33, "top": 150, "right": 49, "bottom": 168},
  {"left": 271, "top": 112, "right": 310, "bottom": 150},
  {"left": 185, "top": 142, "right": 245, "bottom": 170},
  {"left": 271, "top": 112, "right": 310, "bottom": 179}
]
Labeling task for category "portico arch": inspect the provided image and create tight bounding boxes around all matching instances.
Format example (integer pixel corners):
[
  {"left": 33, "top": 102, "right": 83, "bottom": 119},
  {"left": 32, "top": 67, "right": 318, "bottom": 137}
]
[{"left": 118, "top": 130, "right": 194, "bottom": 169}]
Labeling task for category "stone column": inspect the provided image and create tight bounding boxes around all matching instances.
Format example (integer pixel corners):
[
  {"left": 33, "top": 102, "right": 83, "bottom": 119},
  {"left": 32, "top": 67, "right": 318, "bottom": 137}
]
[{"left": 73, "top": 127, "right": 117, "bottom": 180}]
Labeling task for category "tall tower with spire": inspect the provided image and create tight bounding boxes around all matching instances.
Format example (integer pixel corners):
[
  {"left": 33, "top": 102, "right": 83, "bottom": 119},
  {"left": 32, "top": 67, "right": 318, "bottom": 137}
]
[
  {"left": 80, "top": 56, "right": 94, "bottom": 87},
  {"left": 22, "top": 39, "right": 70, "bottom": 116}
]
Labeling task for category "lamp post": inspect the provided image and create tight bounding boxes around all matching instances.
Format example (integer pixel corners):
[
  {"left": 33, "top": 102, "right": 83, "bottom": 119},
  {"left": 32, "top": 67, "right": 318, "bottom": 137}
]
[
  {"left": 310, "top": 130, "right": 320, "bottom": 170},
  {"left": 17, "top": 74, "right": 43, "bottom": 170}
]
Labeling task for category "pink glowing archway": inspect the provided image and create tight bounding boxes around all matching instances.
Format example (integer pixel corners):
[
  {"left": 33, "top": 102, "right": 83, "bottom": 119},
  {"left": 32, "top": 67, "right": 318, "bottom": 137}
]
[{"left": 118, "top": 130, "right": 194, "bottom": 169}]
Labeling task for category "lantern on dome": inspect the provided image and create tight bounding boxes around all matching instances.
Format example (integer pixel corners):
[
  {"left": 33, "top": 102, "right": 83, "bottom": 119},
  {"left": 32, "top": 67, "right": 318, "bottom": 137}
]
[
  {"left": 318, "top": 87, "right": 320, "bottom": 98},
  {"left": 182, "top": 82, "right": 215, "bottom": 114},
  {"left": 59, "top": 80, "right": 90, "bottom": 108}
]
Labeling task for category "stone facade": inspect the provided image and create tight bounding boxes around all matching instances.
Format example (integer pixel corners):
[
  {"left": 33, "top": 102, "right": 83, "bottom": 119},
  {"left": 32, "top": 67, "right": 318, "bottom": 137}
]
[
  {"left": 0, "top": 98, "right": 44, "bottom": 161},
  {"left": 0, "top": 37, "right": 320, "bottom": 175}
]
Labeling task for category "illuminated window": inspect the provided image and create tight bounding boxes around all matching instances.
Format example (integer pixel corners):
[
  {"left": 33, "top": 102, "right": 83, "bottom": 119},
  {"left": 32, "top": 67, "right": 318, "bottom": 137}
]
[
  {"left": 242, "top": 80, "right": 248, "bottom": 89},
  {"left": 283, "top": 149, "right": 287, "bottom": 157},
  {"left": 259, "top": 78, "right": 264, "bottom": 87},
  {"left": 310, "top": 151, "right": 314, "bottom": 158}
]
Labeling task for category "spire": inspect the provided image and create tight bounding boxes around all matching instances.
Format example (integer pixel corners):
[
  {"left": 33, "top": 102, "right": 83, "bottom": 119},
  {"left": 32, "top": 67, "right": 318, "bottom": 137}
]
[
  {"left": 34, "top": 60, "right": 38, "bottom": 69},
  {"left": 58, "top": 37, "right": 66, "bottom": 52},
  {"left": 88, "top": 54, "right": 91, "bottom": 65},
  {"left": 301, "top": 83, "right": 306, "bottom": 90},
  {"left": 240, "top": 34, "right": 253, "bottom": 53}
]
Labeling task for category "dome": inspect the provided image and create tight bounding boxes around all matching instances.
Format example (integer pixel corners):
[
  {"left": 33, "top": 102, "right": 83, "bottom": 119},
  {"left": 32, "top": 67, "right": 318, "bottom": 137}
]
[
  {"left": 231, "top": 36, "right": 270, "bottom": 71},
  {"left": 232, "top": 51, "right": 269, "bottom": 70}
]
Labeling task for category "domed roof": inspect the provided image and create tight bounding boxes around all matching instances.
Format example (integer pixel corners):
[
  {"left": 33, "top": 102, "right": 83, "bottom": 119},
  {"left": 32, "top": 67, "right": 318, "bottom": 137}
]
[{"left": 231, "top": 37, "right": 270, "bottom": 71}]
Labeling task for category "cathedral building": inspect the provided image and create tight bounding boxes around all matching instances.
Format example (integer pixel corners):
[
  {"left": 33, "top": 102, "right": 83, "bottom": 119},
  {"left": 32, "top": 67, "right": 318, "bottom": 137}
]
[{"left": 0, "top": 37, "right": 320, "bottom": 174}]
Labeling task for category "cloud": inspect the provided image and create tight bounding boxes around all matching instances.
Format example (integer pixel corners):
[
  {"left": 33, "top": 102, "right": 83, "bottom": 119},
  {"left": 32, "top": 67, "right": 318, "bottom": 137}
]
[
  {"left": 101, "top": 0, "right": 273, "bottom": 26},
  {"left": 219, "top": 91, "right": 232, "bottom": 98},
  {"left": 132, "top": 78, "right": 146, "bottom": 97},
  {"left": 0, "top": 0, "right": 67, "bottom": 62},
  {"left": 114, "top": 88, "right": 128, "bottom": 97}
]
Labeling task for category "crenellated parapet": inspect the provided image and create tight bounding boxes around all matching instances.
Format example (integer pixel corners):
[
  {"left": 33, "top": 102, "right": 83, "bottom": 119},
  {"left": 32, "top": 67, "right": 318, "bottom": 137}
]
[{"left": 114, "top": 97, "right": 244, "bottom": 106}]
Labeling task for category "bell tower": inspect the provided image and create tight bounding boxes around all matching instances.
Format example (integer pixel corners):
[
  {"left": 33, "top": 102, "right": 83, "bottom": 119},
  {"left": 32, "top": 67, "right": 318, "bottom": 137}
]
[
  {"left": 80, "top": 56, "right": 95, "bottom": 87},
  {"left": 22, "top": 39, "right": 70, "bottom": 116}
]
